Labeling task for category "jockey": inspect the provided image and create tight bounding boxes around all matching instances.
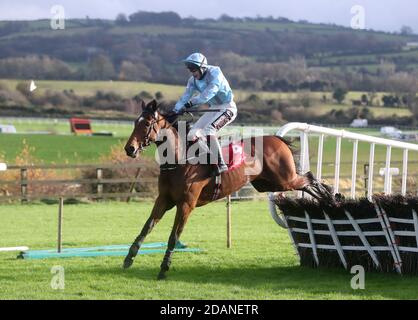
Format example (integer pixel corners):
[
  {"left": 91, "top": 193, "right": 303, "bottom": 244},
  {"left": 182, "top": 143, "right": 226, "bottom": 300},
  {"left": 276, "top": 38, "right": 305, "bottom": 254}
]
[{"left": 172, "top": 52, "right": 237, "bottom": 176}]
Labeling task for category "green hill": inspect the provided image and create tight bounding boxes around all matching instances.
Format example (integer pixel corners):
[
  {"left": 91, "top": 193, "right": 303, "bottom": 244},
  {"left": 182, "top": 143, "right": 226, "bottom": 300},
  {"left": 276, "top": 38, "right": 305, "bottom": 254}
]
[{"left": 1, "top": 12, "right": 418, "bottom": 93}]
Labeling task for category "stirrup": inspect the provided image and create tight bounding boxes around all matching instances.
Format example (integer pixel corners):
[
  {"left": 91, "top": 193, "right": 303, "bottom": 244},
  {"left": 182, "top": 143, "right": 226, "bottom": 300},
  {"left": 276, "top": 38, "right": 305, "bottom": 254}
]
[{"left": 212, "top": 164, "right": 228, "bottom": 177}]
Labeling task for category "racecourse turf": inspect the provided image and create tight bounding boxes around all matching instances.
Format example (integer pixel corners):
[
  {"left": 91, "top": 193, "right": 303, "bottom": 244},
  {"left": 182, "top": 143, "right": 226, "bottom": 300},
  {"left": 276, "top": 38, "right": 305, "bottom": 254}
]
[{"left": 1, "top": 200, "right": 418, "bottom": 300}]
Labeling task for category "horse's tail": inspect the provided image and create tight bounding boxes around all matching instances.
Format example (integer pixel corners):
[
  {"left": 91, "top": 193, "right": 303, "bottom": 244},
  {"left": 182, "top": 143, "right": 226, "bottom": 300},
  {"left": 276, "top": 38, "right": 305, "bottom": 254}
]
[{"left": 274, "top": 135, "right": 293, "bottom": 147}]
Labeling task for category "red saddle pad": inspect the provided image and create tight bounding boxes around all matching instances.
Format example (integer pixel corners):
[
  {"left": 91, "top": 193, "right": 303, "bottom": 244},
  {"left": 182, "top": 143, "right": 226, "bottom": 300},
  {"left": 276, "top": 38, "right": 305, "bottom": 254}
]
[{"left": 222, "top": 141, "right": 246, "bottom": 171}]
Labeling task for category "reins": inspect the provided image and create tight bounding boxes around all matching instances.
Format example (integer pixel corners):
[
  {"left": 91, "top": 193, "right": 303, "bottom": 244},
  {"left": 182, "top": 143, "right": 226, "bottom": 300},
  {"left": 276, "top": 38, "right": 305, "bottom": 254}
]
[{"left": 139, "top": 108, "right": 222, "bottom": 151}]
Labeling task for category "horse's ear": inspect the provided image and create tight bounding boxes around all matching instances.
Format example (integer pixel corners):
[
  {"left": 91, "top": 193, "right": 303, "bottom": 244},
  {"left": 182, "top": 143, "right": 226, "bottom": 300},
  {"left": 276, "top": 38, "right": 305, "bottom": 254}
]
[
  {"left": 150, "top": 99, "right": 158, "bottom": 112},
  {"left": 141, "top": 99, "right": 145, "bottom": 111}
]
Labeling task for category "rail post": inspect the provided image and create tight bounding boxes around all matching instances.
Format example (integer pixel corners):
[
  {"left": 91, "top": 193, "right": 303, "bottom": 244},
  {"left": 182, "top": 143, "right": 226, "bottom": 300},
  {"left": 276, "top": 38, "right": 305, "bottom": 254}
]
[
  {"left": 20, "top": 167, "right": 27, "bottom": 203},
  {"left": 96, "top": 167, "right": 103, "bottom": 199},
  {"left": 226, "top": 195, "right": 232, "bottom": 248},
  {"left": 58, "top": 197, "right": 63, "bottom": 253},
  {"left": 126, "top": 168, "right": 141, "bottom": 203}
]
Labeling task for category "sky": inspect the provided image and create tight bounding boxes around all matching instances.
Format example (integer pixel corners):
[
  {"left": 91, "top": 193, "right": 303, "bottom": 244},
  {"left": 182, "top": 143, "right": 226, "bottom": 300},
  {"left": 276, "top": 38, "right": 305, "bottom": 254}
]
[{"left": 0, "top": 0, "right": 417, "bottom": 33}]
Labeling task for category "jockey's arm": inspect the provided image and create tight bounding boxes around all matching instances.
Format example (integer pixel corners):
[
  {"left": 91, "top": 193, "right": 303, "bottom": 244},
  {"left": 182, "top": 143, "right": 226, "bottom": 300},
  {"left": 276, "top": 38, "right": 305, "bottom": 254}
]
[
  {"left": 189, "top": 82, "right": 220, "bottom": 107},
  {"left": 174, "top": 78, "right": 195, "bottom": 113}
]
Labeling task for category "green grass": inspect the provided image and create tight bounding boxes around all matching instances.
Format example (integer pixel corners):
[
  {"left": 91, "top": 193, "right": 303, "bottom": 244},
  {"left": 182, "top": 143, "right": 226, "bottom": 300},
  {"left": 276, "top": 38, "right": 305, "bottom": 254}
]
[
  {"left": 0, "top": 134, "right": 124, "bottom": 163},
  {"left": 1, "top": 200, "right": 418, "bottom": 300},
  {"left": 0, "top": 118, "right": 134, "bottom": 137}
]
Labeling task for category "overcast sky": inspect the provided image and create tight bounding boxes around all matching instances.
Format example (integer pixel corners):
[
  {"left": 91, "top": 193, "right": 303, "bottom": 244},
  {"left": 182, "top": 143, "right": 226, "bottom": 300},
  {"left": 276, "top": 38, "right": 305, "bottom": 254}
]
[{"left": 0, "top": 0, "right": 417, "bottom": 33}]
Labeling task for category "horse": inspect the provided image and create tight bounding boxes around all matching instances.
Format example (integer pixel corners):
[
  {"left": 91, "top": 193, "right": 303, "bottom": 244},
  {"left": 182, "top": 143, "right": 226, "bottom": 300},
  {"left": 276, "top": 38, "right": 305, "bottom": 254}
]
[{"left": 123, "top": 99, "right": 333, "bottom": 280}]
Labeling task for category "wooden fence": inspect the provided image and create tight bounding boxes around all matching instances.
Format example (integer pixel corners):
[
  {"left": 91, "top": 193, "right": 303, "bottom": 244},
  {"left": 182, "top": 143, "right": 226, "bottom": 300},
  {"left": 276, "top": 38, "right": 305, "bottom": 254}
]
[
  {"left": 1, "top": 161, "right": 416, "bottom": 203},
  {"left": 0, "top": 163, "right": 157, "bottom": 202}
]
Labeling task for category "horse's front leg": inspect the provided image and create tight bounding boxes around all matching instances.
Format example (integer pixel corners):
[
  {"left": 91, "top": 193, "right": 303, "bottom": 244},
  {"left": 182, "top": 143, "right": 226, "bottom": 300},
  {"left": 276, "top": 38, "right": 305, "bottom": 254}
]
[
  {"left": 123, "top": 195, "right": 174, "bottom": 269},
  {"left": 157, "top": 202, "right": 194, "bottom": 280}
]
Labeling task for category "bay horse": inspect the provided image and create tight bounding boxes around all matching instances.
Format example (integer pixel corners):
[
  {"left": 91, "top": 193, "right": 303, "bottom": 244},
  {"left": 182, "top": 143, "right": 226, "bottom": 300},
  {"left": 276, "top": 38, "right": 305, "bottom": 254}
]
[{"left": 123, "top": 99, "right": 333, "bottom": 280}]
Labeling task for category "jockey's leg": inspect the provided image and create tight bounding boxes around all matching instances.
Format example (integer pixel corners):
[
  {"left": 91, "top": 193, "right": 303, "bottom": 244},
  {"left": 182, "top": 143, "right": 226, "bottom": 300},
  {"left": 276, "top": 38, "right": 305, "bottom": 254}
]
[
  {"left": 207, "top": 135, "right": 228, "bottom": 176},
  {"left": 203, "top": 103, "right": 237, "bottom": 176},
  {"left": 187, "top": 102, "right": 237, "bottom": 143},
  {"left": 187, "top": 102, "right": 237, "bottom": 175}
]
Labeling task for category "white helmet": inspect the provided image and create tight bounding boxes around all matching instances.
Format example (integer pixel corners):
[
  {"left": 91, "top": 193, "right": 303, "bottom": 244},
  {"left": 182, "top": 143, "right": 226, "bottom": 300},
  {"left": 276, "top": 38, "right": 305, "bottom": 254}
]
[{"left": 183, "top": 52, "right": 208, "bottom": 75}]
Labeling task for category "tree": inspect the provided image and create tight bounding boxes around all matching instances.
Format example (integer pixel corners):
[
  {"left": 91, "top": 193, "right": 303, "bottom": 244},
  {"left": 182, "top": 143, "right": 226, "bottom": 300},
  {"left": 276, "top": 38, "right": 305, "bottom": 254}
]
[
  {"left": 118, "top": 61, "right": 151, "bottom": 81},
  {"left": 333, "top": 87, "right": 347, "bottom": 104},
  {"left": 219, "top": 14, "right": 235, "bottom": 22},
  {"left": 367, "top": 91, "right": 377, "bottom": 106},
  {"left": 382, "top": 95, "right": 401, "bottom": 107},
  {"left": 408, "top": 96, "right": 418, "bottom": 125},
  {"left": 155, "top": 91, "right": 164, "bottom": 100},
  {"left": 377, "top": 60, "right": 396, "bottom": 77},
  {"left": 128, "top": 11, "right": 181, "bottom": 26},
  {"left": 115, "top": 13, "right": 128, "bottom": 25},
  {"left": 87, "top": 55, "right": 116, "bottom": 80},
  {"left": 361, "top": 94, "right": 368, "bottom": 105},
  {"left": 400, "top": 25, "right": 413, "bottom": 35}
]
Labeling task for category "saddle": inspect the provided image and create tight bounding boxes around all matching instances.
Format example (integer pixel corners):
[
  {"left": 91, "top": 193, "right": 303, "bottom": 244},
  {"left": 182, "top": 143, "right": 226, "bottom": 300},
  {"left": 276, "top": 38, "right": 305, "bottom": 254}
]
[
  {"left": 160, "top": 121, "right": 245, "bottom": 172},
  {"left": 159, "top": 138, "right": 246, "bottom": 172}
]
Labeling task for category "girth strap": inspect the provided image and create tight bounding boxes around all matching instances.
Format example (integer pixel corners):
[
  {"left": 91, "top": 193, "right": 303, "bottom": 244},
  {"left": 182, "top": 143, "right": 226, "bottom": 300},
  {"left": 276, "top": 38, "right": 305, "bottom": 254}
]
[{"left": 212, "top": 174, "right": 222, "bottom": 201}]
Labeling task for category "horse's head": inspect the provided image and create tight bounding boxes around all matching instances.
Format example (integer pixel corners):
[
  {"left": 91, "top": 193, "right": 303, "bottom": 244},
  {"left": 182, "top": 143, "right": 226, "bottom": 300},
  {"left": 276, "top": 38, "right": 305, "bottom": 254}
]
[{"left": 124, "top": 99, "right": 167, "bottom": 158}]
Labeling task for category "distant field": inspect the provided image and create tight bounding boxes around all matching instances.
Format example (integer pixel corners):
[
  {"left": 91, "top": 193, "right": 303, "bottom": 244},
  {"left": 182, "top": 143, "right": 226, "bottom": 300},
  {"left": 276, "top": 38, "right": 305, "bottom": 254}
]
[
  {"left": 316, "top": 104, "right": 412, "bottom": 117},
  {"left": 0, "top": 79, "right": 413, "bottom": 118},
  {"left": 308, "top": 49, "right": 418, "bottom": 68},
  {"left": 0, "top": 118, "right": 134, "bottom": 137},
  {"left": 0, "top": 134, "right": 125, "bottom": 164},
  {"left": 0, "top": 79, "right": 185, "bottom": 100},
  {"left": 0, "top": 79, "right": 389, "bottom": 101}
]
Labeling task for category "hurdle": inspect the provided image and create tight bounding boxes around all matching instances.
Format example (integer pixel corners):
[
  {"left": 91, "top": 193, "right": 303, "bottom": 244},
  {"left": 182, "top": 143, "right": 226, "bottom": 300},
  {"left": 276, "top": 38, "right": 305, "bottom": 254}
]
[
  {"left": 269, "top": 123, "right": 418, "bottom": 274},
  {"left": 275, "top": 195, "right": 418, "bottom": 274}
]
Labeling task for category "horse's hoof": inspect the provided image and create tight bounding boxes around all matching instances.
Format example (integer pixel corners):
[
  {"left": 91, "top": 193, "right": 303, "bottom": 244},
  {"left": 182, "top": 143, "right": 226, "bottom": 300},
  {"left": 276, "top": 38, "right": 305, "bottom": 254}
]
[
  {"left": 123, "top": 256, "right": 134, "bottom": 269},
  {"left": 157, "top": 272, "right": 167, "bottom": 280}
]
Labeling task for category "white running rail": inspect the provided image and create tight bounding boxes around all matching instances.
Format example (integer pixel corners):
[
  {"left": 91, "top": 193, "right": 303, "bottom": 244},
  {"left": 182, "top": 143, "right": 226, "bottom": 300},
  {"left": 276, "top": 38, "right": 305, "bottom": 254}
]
[{"left": 276, "top": 122, "right": 418, "bottom": 200}]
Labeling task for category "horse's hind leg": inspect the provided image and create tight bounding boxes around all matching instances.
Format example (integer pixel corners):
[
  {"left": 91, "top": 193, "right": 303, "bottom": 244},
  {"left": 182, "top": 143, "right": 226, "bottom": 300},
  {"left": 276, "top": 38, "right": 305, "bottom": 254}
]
[
  {"left": 288, "top": 171, "right": 333, "bottom": 201},
  {"left": 298, "top": 171, "right": 334, "bottom": 201},
  {"left": 123, "top": 195, "right": 174, "bottom": 269}
]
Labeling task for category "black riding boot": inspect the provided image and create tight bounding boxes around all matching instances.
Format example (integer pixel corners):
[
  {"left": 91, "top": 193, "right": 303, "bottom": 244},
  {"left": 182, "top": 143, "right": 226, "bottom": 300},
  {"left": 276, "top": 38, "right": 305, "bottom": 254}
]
[{"left": 207, "top": 135, "right": 228, "bottom": 176}]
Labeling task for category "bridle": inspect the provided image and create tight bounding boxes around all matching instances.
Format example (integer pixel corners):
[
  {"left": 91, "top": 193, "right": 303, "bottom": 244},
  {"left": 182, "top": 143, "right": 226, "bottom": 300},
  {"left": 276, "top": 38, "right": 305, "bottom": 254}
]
[
  {"left": 137, "top": 111, "right": 156, "bottom": 151},
  {"left": 137, "top": 111, "right": 171, "bottom": 151}
]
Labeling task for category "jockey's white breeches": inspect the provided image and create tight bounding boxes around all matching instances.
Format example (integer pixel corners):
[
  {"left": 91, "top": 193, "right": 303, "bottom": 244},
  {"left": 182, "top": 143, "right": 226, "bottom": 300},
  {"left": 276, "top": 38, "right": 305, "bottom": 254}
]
[{"left": 187, "top": 101, "right": 237, "bottom": 141}]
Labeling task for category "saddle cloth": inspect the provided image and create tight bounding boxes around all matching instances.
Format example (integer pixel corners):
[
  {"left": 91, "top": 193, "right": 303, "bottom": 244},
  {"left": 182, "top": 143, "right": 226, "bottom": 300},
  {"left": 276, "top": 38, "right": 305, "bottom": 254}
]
[{"left": 222, "top": 141, "right": 246, "bottom": 171}]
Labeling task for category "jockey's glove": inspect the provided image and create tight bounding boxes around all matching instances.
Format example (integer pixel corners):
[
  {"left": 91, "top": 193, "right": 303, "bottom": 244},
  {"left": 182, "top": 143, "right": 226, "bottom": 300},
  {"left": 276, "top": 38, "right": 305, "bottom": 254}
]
[
  {"left": 166, "top": 111, "right": 179, "bottom": 124},
  {"left": 184, "top": 101, "right": 193, "bottom": 109}
]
